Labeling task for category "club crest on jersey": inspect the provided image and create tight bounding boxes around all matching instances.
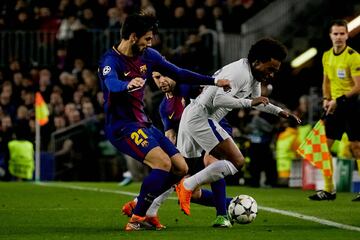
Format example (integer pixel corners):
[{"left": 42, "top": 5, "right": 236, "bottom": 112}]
[
  {"left": 140, "top": 65, "right": 147, "bottom": 74},
  {"left": 103, "top": 66, "right": 111, "bottom": 75}
]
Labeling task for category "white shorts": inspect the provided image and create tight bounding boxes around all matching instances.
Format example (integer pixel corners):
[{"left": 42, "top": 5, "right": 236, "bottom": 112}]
[{"left": 177, "top": 102, "right": 231, "bottom": 158}]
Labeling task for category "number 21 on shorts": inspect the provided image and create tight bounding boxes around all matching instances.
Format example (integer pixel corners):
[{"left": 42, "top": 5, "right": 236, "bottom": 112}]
[{"left": 130, "top": 129, "right": 149, "bottom": 146}]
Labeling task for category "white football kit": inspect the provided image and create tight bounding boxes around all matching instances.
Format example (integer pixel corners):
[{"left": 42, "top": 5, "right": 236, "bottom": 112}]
[{"left": 177, "top": 58, "right": 283, "bottom": 158}]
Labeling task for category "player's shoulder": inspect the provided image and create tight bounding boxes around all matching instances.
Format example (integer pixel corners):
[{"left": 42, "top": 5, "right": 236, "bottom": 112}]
[
  {"left": 323, "top": 48, "right": 332, "bottom": 56},
  {"left": 99, "top": 48, "right": 119, "bottom": 64},
  {"left": 346, "top": 46, "right": 359, "bottom": 56},
  {"left": 143, "top": 47, "right": 163, "bottom": 61}
]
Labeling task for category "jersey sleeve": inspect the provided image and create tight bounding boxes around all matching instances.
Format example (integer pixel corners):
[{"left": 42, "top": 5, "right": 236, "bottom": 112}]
[
  {"left": 350, "top": 51, "right": 360, "bottom": 77},
  {"left": 159, "top": 101, "right": 171, "bottom": 131},
  {"left": 213, "top": 71, "right": 252, "bottom": 109},
  {"left": 147, "top": 48, "right": 215, "bottom": 85}
]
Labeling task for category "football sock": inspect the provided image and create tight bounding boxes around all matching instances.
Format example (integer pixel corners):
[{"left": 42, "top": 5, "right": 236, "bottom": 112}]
[
  {"left": 191, "top": 189, "right": 232, "bottom": 207},
  {"left": 211, "top": 179, "right": 227, "bottom": 216},
  {"left": 191, "top": 189, "right": 214, "bottom": 206},
  {"left": 161, "top": 172, "right": 182, "bottom": 193},
  {"left": 146, "top": 186, "right": 175, "bottom": 217},
  {"left": 133, "top": 169, "right": 169, "bottom": 217},
  {"left": 183, "top": 160, "right": 238, "bottom": 191},
  {"left": 357, "top": 159, "right": 360, "bottom": 176},
  {"left": 323, "top": 158, "right": 335, "bottom": 192}
]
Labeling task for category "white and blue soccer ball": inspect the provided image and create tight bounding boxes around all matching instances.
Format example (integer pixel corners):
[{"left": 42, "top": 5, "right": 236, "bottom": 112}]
[{"left": 228, "top": 194, "right": 258, "bottom": 224}]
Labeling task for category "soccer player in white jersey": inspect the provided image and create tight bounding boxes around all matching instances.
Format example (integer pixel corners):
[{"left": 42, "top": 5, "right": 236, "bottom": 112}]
[{"left": 175, "top": 38, "right": 301, "bottom": 216}]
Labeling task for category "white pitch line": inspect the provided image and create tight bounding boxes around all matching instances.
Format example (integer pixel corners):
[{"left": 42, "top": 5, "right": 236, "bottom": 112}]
[
  {"left": 259, "top": 206, "right": 360, "bottom": 232},
  {"left": 36, "top": 182, "right": 360, "bottom": 232}
]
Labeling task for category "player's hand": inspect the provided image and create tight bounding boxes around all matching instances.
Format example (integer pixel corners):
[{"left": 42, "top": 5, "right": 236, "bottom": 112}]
[
  {"left": 215, "top": 79, "right": 231, "bottom": 92},
  {"left": 279, "top": 111, "right": 302, "bottom": 124},
  {"left": 251, "top": 96, "right": 269, "bottom": 106},
  {"left": 127, "top": 77, "right": 145, "bottom": 92}
]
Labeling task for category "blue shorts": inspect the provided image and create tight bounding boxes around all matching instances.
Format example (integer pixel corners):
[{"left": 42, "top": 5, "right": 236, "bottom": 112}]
[{"left": 107, "top": 125, "right": 179, "bottom": 162}]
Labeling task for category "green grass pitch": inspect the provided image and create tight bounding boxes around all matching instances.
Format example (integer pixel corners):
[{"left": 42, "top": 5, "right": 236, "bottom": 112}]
[{"left": 1, "top": 182, "right": 360, "bottom": 240}]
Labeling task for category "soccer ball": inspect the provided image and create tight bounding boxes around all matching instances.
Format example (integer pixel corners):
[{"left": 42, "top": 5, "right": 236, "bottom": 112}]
[{"left": 228, "top": 194, "right": 258, "bottom": 224}]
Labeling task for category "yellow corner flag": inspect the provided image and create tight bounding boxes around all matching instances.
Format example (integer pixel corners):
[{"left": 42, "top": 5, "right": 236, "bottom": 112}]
[
  {"left": 296, "top": 120, "right": 332, "bottom": 176},
  {"left": 35, "top": 92, "right": 49, "bottom": 126}
]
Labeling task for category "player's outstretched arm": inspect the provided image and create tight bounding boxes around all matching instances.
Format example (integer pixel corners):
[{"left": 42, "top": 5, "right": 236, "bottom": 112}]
[{"left": 278, "top": 111, "right": 302, "bottom": 124}]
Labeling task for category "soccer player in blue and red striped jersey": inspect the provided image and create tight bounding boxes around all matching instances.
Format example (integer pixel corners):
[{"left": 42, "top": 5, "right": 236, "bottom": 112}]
[{"left": 97, "top": 13, "right": 230, "bottom": 231}]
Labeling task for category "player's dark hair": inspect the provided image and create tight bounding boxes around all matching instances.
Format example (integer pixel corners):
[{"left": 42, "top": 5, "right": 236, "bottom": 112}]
[
  {"left": 121, "top": 13, "right": 158, "bottom": 40},
  {"left": 329, "top": 19, "right": 348, "bottom": 33},
  {"left": 248, "top": 38, "right": 288, "bottom": 64}
]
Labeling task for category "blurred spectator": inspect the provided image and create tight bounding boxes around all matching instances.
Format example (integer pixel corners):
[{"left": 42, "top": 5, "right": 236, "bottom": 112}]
[
  {"left": 55, "top": 46, "right": 70, "bottom": 72},
  {"left": 56, "top": 11, "right": 84, "bottom": 42},
  {"left": 194, "top": 6, "right": 215, "bottom": 30},
  {"left": 0, "top": 91, "right": 16, "bottom": 120},
  {"left": 72, "top": 90, "right": 83, "bottom": 110},
  {"left": 212, "top": 5, "right": 225, "bottom": 32},
  {"left": 171, "top": 31, "right": 213, "bottom": 73},
  {"left": 81, "top": 101, "right": 95, "bottom": 119},
  {"left": 15, "top": 105, "right": 29, "bottom": 125},
  {"left": 13, "top": 10, "right": 34, "bottom": 30},
  {"left": 81, "top": 69, "right": 98, "bottom": 98},
  {"left": 38, "top": 68, "right": 53, "bottom": 102},
  {"left": 22, "top": 91, "right": 34, "bottom": 113},
  {"left": 57, "top": 0, "right": 72, "bottom": 18},
  {"left": 67, "top": 109, "right": 81, "bottom": 125},
  {"left": 49, "top": 91, "right": 64, "bottom": 116},
  {"left": 140, "top": 0, "right": 156, "bottom": 16},
  {"left": 59, "top": 71, "right": 77, "bottom": 103},
  {"left": 169, "top": 6, "right": 191, "bottom": 29},
  {"left": 35, "top": 6, "right": 60, "bottom": 32},
  {"left": 72, "top": 58, "right": 85, "bottom": 79},
  {"left": 106, "top": 7, "right": 122, "bottom": 29},
  {"left": 80, "top": 7, "right": 98, "bottom": 28}
]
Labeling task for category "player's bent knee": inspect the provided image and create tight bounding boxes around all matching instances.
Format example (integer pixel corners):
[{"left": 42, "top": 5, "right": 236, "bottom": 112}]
[
  {"left": 172, "top": 164, "right": 188, "bottom": 176},
  {"left": 227, "top": 155, "right": 245, "bottom": 170},
  {"left": 150, "top": 158, "right": 172, "bottom": 171}
]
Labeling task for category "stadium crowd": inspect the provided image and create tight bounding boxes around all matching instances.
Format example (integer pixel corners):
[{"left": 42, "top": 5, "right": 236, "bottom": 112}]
[{"left": 0, "top": 0, "right": 320, "bottom": 186}]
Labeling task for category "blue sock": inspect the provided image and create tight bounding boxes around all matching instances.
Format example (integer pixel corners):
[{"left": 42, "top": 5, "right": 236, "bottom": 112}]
[
  {"left": 133, "top": 169, "right": 169, "bottom": 217},
  {"left": 211, "top": 179, "right": 227, "bottom": 216},
  {"left": 191, "top": 189, "right": 214, "bottom": 206},
  {"left": 191, "top": 189, "right": 233, "bottom": 208}
]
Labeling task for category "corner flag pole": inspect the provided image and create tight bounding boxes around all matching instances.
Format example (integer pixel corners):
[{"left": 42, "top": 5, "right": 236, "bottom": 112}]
[{"left": 35, "top": 121, "right": 41, "bottom": 182}]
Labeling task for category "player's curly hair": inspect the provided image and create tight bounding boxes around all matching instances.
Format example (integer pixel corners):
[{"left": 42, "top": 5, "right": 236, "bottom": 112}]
[
  {"left": 248, "top": 38, "right": 288, "bottom": 64},
  {"left": 121, "top": 13, "right": 158, "bottom": 40}
]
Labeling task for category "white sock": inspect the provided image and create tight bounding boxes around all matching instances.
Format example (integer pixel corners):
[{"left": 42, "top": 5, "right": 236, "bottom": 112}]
[
  {"left": 183, "top": 160, "right": 238, "bottom": 191},
  {"left": 146, "top": 186, "right": 175, "bottom": 217}
]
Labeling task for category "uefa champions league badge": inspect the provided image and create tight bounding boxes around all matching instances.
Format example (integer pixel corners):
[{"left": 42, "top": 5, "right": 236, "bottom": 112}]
[
  {"left": 103, "top": 66, "right": 111, "bottom": 76},
  {"left": 337, "top": 69, "right": 346, "bottom": 79}
]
